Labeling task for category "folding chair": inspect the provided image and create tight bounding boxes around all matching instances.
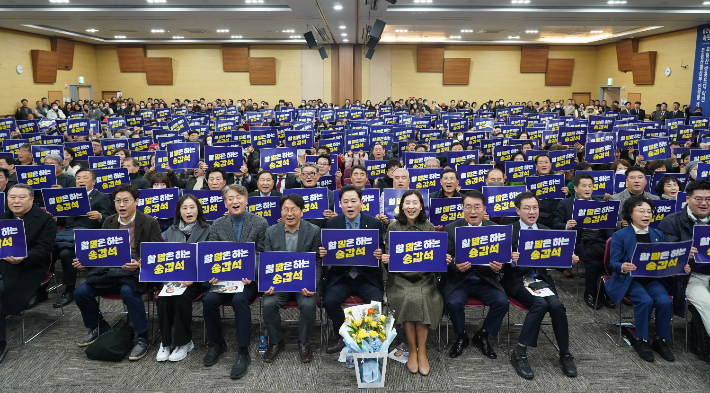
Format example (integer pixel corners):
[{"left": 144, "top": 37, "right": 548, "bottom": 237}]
[
  {"left": 506, "top": 296, "right": 559, "bottom": 354},
  {"left": 17, "top": 271, "right": 65, "bottom": 344},
  {"left": 202, "top": 294, "right": 261, "bottom": 347},
  {"left": 97, "top": 289, "right": 154, "bottom": 341},
  {"left": 343, "top": 168, "right": 351, "bottom": 179},
  {"left": 259, "top": 296, "right": 324, "bottom": 350},
  {"left": 322, "top": 295, "right": 368, "bottom": 352},
  {"left": 438, "top": 297, "right": 489, "bottom": 352},
  {"left": 151, "top": 290, "right": 206, "bottom": 346}
]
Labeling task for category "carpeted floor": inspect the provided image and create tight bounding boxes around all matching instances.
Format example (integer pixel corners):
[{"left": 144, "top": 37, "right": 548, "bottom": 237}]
[{"left": 1, "top": 267, "right": 709, "bottom": 393}]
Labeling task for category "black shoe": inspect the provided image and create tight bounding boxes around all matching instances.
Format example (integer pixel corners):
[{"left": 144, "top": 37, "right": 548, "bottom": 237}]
[
  {"left": 600, "top": 292, "right": 616, "bottom": 309},
  {"left": 25, "top": 290, "right": 49, "bottom": 310},
  {"left": 203, "top": 341, "right": 227, "bottom": 366},
  {"left": 559, "top": 352, "right": 577, "bottom": 377},
  {"left": 53, "top": 291, "right": 74, "bottom": 308},
  {"left": 449, "top": 335, "right": 469, "bottom": 358},
  {"left": 0, "top": 341, "right": 8, "bottom": 364},
  {"left": 326, "top": 336, "right": 345, "bottom": 354},
  {"left": 633, "top": 339, "right": 655, "bottom": 362},
  {"left": 510, "top": 350, "right": 534, "bottom": 379},
  {"left": 230, "top": 352, "right": 251, "bottom": 379},
  {"left": 77, "top": 324, "right": 111, "bottom": 347},
  {"left": 651, "top": 336, "right": 675, "bottom": 362},
  {"left": 472, "top": 332, "right": 497, "bottom": 359},
  {"left": 584, "top": 292, "right": 602, "bottom": 310}
]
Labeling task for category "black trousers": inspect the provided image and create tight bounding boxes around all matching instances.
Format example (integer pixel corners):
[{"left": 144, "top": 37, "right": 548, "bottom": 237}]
[
  {"left": 512, "top": 285, "right": 569, "bottom": 352},
  {"left": 57, "top": 247, "right": 78, "bottom": 288},
  {"left": 446, "top": 278, "right": 509, "bottom": 337},
  {"left": 156, "top": 284, "right": 205, "bottom": 347},
  {"left": 323, "top": 275, "right": 383, "bottom": 334},
  {"left": 583, "top": 258, "right": 606, "bottom": 296},
  {"left": 202, "top": 282, "right": 258, "bottom": 348}
]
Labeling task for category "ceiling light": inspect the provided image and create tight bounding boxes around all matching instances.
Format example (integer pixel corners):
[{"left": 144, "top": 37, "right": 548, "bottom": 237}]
[
  {"left": 216, "top": 29, "right": 229, "bottom": 33},
  {"left": 151, "top": 29, "right": 165, "bottom": 33},
  {"left": 341, "top": 33, "right": 347, "bottom": 36},
  {"left": 525, "top": 30, "right": 538, "bottom": 33},
  {"left": 334, "top": 5, "right": 343, "bottom": 9},
  {"left": 339, "top": 25, "right": 346, "bottom": 29},
  {"left": 508, "top": 35, "right": 520, "bottom": 39},
  {"left": 86, "top": 29, "right": 98, "bottom": 33},
  {"left": 461, "top": 29, "right": 473, "bottom": 33},
  {"left": 590, "top": 30, "right": 604, "bottom": 33},
  {"left": 49, "top": 0, "right": 69, "bottom": 3},
  {"left": 245, "top": 0, "right": 264, "bottom": 3},
  {"left": 282, "top": 29, "right": 295, "bottom": 33},
  {"left": 147, "top": 0, "right": 167, "bottom": 3},
  {"left": 607, "top": 0, "right": 626, "bottom": 3},
  {"left": 449, "top": 35, "right": 461, "bottom": 39},
  {"left": 231, "top": 35, "right": 243, "bottom": 38},
  {"left": 114, "top": 35, "right": 126, "bottom": 39},
  {"left": 705, "top": 1, "right": 710, "bottom": 4},
  {"left": 289, "top": 36, "right": 302, "bottom": 39},
  {"left": 414, "top": 0, "right": 434, "bottom": 3},
  {"left": 395, "top": 29, "right": 408, "bottom": 33},
  {"left": 511, "top": 0, "right": 531, "bottom": 3},
  {"left": 343, "top": 39, "right": 349, "bottom": 42},
  {"left": 172, "top": 36, "right": 184, "bottom": 39}
]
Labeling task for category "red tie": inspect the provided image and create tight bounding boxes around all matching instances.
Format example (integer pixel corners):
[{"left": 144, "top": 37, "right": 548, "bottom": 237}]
[{"left": 276, "top": 176, "right": 284, "bottom": 192}]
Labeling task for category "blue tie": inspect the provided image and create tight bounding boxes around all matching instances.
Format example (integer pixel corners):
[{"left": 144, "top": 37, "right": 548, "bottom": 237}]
[{"left": 348, "top": 220, "right": 359, "bottom": 279}]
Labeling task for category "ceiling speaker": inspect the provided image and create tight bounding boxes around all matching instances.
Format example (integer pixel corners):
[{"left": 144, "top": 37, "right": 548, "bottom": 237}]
[
  {"left": 369, "top": 19, "right": 386, "bottom": 40},
  {"left": 365, "top": 47, "right": 376, "bottom": 60},
  {"left": 303, "top": 31, "right": 317, "bottom": 49},
  {"left": 318, "top": 46, "right": 328, "bottom": 59}
]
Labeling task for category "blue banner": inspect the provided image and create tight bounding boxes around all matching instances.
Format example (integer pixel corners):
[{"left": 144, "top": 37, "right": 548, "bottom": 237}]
[
  {"left": 0, "top": 220, "right": 27, "bottom": 258},
  {"left": 516, "top": 229, "right": 577, "bottom": 268},
  {"left": 493, "top": 144, "right": 521, "bottom": 163},
  {"left": 89, "top": 156, "right": 120, "bottom": 170},
  {"left": 16, "top": 165, "right": 56, "bottom": 187},
  {"left": 317, "top": 175, "right": 337, "bottom": 190},
  {"left": 526, "top": 174, "right": 566, "bottom": 199},
  {"left": 260, "top": 147, "right": 298, "bottom": 172},
  {"left": 382, "top": 188, "right": 429, "bottom": 219},
  {"left": 107, "top": 117, "right": 126, "bottom": 131},
  {"left": 572, "top": 199, "right": 620, "bottom": 229},
  {"left": 409, "top": 168, "right": 442, "bottom": 191},
  {"left": 691, "top": 24, "right": 710, "bottom": 115},
  {"left": 585, "top": 141, "right": 616, "bottom": 164},
  {"left": 578, "top": 170, "right": 614, "bottom": 197},
  {"left": 3, "top": 139, "right": 28, "bottom": 157},
  {"left": 94, "top": 168, "right": 129, "bottom": 193},
  {"left": 589, "top": 115, "right": 615, "bottom": 132},
  {"left": 364, "top": 160, "right": 387, "bottom": 178},
  {"left": 167, "top": 142, "right": 200, "bottom": 170},
  {"left": 285, "top": 130, "right": 313, "bottom": 149},
  {"left": 131, "top": 151, "right": 154, "bottom": 172},
  {"left": 258, "top": 252, "right": 316, "bottom": 292},
  {"left": 129, "top": 136, "right": 153, "bottom": 152},
  {"left": 247, "top": 196, "right": 280, "bottom": 225},
  {"left": 403, "top": 152, "right": 437, "bottom": 169},
  {"left": 42, "top": 187, "right": 90, "bottom": 217},
  {"left": 251, "top": 129, "right": 279, "bottom": 149},
  {"left": 549, "top": 149, "right": 577, "bottom": 171},
  {"left": 448, "top": 150, "right": 479, "bottom": 168},
  {"left": 0, "top": 118, "right": 16, "bottom": 134},
  {"left": 638, "top": 138, "right": 671, "bottom": 161},
  {"left": 388, "top": 231, "right": 447, "bottom": 273},
  {"left": 74, "top": 229, "right": 131, "bottom": 267},
  {"left": 369, "top": 132, "right": 393, "bottom": 151},
  {"left": 31, "top": 144, "right": 63, "bottom": 164},
  {"left": 183, "top": 190, "right": 226, "bottom": 221},
  {"left": 333, "top": 189, "right": 379, "bottom": 216},
  {"left": 140, "top": 242, "right": 198, "bottom": 282},
  {"left": 458, "top": 164, "right": 492, "bottom": 190},
  {"left": 138, "top": 188, "right": 179, "bottom": 220},
  {"left": 169, "top": 116, "right": 191, "bottom": 134},
  {"left": 690, "top": 149, "right": 710, "bottom": 163},
  {"left": 454, "top": 225, "right": 512, "bottom": 265},
  {"left": 650, "top": 200, "right": 677, "bottom": 229},
  {"left": 614, "top": 173, "right": 651, "bottom": 194},
  {"left": 692, "top": 225, "right": 710, "bottom": 263},
  {"left": 321, "top": 229, "right": 379, "bottom": 267},
  {"left": 559, "top": 127, "right": 586, "bottom": 145},
  {"left": 67, "top": 118, "right": 91, "bottom": 137},
  {"left": 505, "top": 161, "right": 535, "bottom": 182},
  {"left": 197, "top": 242, "right": 256, "bottom": 282},
  {"left": 631, "top": 240, "right": 692, "bottom": 278},
  {"left": 101, "top": 139, "right": 128, "bottom": 155},
  {"left": 285, "top": 188, "right": 328, "bottom": 219},
  {"left": 429, "top": 198, "right": 463, "bottom": 227},
  {"left": 205, "top": 145, "right": 243, "bottom": 173},
  {"left": 483, "top": 185, "right": 526, "bottom": 217}
]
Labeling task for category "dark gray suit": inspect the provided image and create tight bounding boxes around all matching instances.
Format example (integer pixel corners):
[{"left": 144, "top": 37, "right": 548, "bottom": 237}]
[{"left": 262, "top": 220, "right": 322, "bottom": 344}]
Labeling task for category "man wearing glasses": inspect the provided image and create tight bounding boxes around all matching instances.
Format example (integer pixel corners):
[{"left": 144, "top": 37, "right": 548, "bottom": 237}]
[
  {"left": 610, "top": 166, "right": 659, "bottom": 229},
  {"left": 297, "top": 162, "right": 336, "bottom": 228},
  {"left": 441, "top": 190, "right": 509, "bottom": 359},
  {"left": 72, "top": 184, "right": 162, "bottom": 361}
]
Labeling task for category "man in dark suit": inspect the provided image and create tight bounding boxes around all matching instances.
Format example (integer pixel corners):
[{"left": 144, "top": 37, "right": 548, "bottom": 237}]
[
  {"left": 502, "top": 192, "right": 578, "bottom": 380},
  {"left": 442, "top": 190, "right": 509, "bottom": 359},
  {"left": 620, "top": 102, "right": 633, "bottom": 116},
  {"left": 630, "top": 101, "right": 646, "bottom": 120},
  {"left": 262, "top": 194, "right": 322, "bottom": 363},
  {"left": 430, "top": 168, "right": 463, "bottom": 200},
  {"left": 202, "top": 184, "right": 269, "bottom": 380},
  {"left": 273, "top": 172, "right": 299, "bottom": 193},
  {"left": 319, "top": 186, "right": 384, "bottom": 353},
  {"left": 297, "top": 162, "right": 336, "bottom": 228},
  {"left": 248, "top": 170, "right": 283, "bottom": 197},
  {"left": 652, "top": 102, "right": 669, "bottom": 122},
  {"left": 668, "top": 102, "right": 685, "bottom": 119},
  {"left": 0, "top": 184, "right": 56, "bottom": 363},
  {"left": 53, "top": 168, "right": 112, "bottom": 308}
]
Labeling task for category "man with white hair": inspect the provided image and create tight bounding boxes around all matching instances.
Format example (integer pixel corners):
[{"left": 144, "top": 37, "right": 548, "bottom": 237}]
[
  {"left": 45, "top": 154, "right": 76, "bottom": 189},
  {"left": 425, "top": 158, "right": 441, "bottom": 169},
  {"left": 377, "top": 167, "right": 410, "bottom": 224}
]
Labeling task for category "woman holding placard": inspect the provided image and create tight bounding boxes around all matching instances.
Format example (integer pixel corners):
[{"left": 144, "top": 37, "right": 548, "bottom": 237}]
[
  {"left": 380, "top": 190, "right": 449, "bottom": 376},
  {"left": 155, "top": 194, "right": 211, "bottom": 362},
  {"left": 606, "top": 194, "right": 690, "bottom": 363}
]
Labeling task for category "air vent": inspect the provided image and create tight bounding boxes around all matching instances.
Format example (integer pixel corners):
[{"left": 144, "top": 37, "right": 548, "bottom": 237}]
[
  {"left": 477, "top": 29, "right": 504, "bottom": 34},
  {"left": 180, "top": 29, "right": 209, "bottom": 34},
  {"left": 552, "top": 29, "right": 583, "bottom": 34},
  {"left": 111, "top": 29, "right": 138, "bottom": 32}
]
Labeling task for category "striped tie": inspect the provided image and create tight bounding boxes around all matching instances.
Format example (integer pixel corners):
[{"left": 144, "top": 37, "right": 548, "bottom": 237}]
[{"left": 348, "top": 220, "right": 358, "bottom": 279}]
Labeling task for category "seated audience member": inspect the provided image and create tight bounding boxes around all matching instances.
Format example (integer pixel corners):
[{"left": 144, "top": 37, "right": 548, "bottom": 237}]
[
  {"left": 202, "top": 185, "right": 268, "bottom": 378},
  {"left": 248, "top": 170, "right": 282, "bottom": 197},
  {"left": 369, "top": 143, "right": 392, "bottom": 161},
  {"left": 319, "top": 186, "right": 384, "bottom": 353},
  {"left": 150, "top": 172, "right": 174, "bottom": 232},
  {"left": 607, "top": 195, "right": 689, "bottom": 362},
  {"left": 63, "top": 147, "right": 81, "bottom": 178},
  {"left": 533, "top": 154, "right": 568, "bottom": 230},
  {"left": 610, "top": 166, "right": 659, "bottom": 228},
  {"left": 375, "top": 158, "right": 403, "bottom": 191},
  {"left": 655, "top": 175, "right": 682, "bottom": 200},
  {"left": 16, "top": 144, "right": 34, "bottom": 166},
  {"left": 380, "top": 190, "right": 448, "bottom": 375},
  {"left": 298, "top": 162, "right": 336, "bottom": 227},
  {"left": 156, "top": 194, "right": 212, "bottom": 363},
  {"left": 123, "top": 158, "right": 150, "bottom": 189},
  {"left": 262, "top": 194, "right": 322, "bottom": 363},
  {"left": 316, "top": 154, "right": 342, "bottom": 190},
  {"left": 344, "top": 150, "right": 365, "bottom": 169},
  {"left": 45, "top": 154, "right": 76, "bottom": 189},
  {"left": 168, "top": 160, "right": 207, "bottom": 191},
  {"left": 430, "top": 168, "right": 462, "bottom": 199},
  {"left": 53, "top": 169, "right": 112, "bottom": 308},
  {"left": 425, "top": 158, "right": 440, "bottom": 169},
  {"left": 503, "top": 192, "right": 578, "bottom": 380},
  {"left": 657, "top": 180, "right": 710, "bottom": 361},
  {"left": 442, "top": 190, "right": 509, "bottom": 359},
  {"left": 377, "top": 167, "right": 411, "bottom": 223},
  {"left": 114, "top": 148, "right": 130, "bottom": 165},
  {"left": 92, "top": 141, "right": 103, "bottom": 157},
  {"left": 0, "top": 184, "right": 57, "bottom": 364},
  {"left": 205, "top": 167, "right": 228, "bottom": 191},
  {"left": 72, "top": 184, "right": 162, "bottom": 361},
  {"left": 349, "top": 165, "right": 370, "bottom": 189},
  {"left": 0, "top": 157, "right": 17, "bottom": 189},
  {"left": 230, "top": 159, "right": 255, "bottom": 192},
  {"left": 273, "top": 171, "right": 299, "bottom": 193}
]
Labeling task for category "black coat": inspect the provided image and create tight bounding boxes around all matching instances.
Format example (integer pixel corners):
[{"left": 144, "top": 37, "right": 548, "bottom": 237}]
[
  {"left": 0, "top": 205, "right": 56, "bottom": 315},
  {"left": 500, "top": 221, "right": 557, "bottom": 296},
  {"left": 248, "top": 190, "right": 282, "bottom": 197},
  {"left": 58, "top": 188, "right": 112, "bottom": 229},
  {"left": 272, "top": 173, "right": 300, "bottom": 192},
  {"left": 554, "top": 196, "right": 613, "bottom": 263},
  {"left": 630, "top": 108, "right": 646, "bottom": 120},
  {"left": 129, "top": 172, "right": 150, "bottom": 189}
]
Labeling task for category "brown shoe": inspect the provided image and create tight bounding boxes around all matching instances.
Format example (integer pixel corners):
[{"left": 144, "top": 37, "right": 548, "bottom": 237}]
[
  {"left": 263, "top": 341, "right": 285, "bottom": 363},
  {"left": 326, "top": 336, "right": 345, "bottom": 354},
  {"left": 299, "top": 341, "right": 313, "bottom": 363}
]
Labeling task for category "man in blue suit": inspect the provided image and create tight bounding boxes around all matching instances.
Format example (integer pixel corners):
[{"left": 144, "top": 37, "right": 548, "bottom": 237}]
[{"left": 319, "top": 185, "right": 385, "bottom": 353}]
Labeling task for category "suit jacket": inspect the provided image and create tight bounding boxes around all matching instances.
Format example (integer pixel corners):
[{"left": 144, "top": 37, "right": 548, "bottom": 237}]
[
  {"left": 429, "top": 189, "right": 463, "bottom": 200},
  {"left": 630, "top": 108, "right": 646, "bottom": 120},
  {"left": 620, "top": 109, "right": 632, "bottom": 116},
  {"left": 0, "top": 205, "right": 56, "bottom": 315},
  {"left": 669, "top": 110, "right": 685, "bottom": 119},
  {"left": 208, "top": 211, "right": 268, "bottom": 277},
  {"left": 59, "top": 188, "right": 112, "bottom": 230},
  {"left": 440, "top": 218, "right": 505, "bottom": 300},
  {"left": 164, "top": 222, "right": 211, "bottom": 243},
  {"left": 651, "top": 110, "right": 669, "bottom": 122},
  {"left": 605, "top": 225, "right": 668, "bottom": 305},
  {"left": 500, "top": 221, "right": 557, "bottom": 296},
  {"left": 324, "top": 213, "right": 385, "bottom": 290},
  {"left": 554, "top": 196, "right": 613, "bottom": 263},
  {"left": 273, "top": 173, "right": 300, "bottom": 192},
  {"left": 264, "top": 220, "right": 323, "bottom": 291},
  {"left": 248, "top": 190, "right": 283, "bottom": 198}
]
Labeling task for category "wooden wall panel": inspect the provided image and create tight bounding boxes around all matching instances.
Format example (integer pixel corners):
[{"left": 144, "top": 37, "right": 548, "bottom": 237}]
[
  {"left": 338, "top": 44, "right": 354, "bottom": 105},
  {"left": 248, "top": 57, "right": 276, "bottom": 84},
  {"left": 520, "top": 45, "right": 549, "bottom": 73},
  {"left": 417, "top": 45, "right": 444, "bottom": 72},
  {"left": 616, "top": 39, "right": 639, "bottom": 71},
  {"left": 50, "top": 37, "right": 74, "bottom": 70},
  {"left": 353, "top": 45, "right": 363, "bottom": 103},
  {"left": 369, "top": 45, "right": 392, "bottom": 103},
  {"left": 301, "top": 46, "right": 324, "bottom": 100},
  {"left": 545, "top": 58, "right": 575, "bottom": 86},
  {"left": 222, "top": 45, "right": 249, "bottom": 72},
  {"left": 331, "top": 45, "right": 340, "bottom": 106},
  {"left": 117, "top": 45, "right": 146, "bottom": 72},
  {"left": 442, "top": 58, "right": 470, "bottom": 85},
  {"left": 631, "top": 51, "right": 657, "bottom": 85},
  {"left": 30, "top": 50, "right": 58, "bottom": 83},
  {"left": 144, "top": 57, "right": 173, "bottom": 85}
]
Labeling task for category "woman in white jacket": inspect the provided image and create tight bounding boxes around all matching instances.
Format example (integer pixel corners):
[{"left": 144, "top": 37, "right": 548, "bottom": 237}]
[{"left": 46, "top": 105, "right": 66, "bottom": 120}]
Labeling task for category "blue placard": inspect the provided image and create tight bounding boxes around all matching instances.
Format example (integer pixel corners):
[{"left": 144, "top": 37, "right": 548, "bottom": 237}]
[
  {"left": 183, "top": 190, "right": 226, "bottom": 221},
  {"left": 140, "top": 242, "right": 198, "bottom": 282},
  {"left": 215, "top": 119, "right": 237, "bottom": 133},
  {"left": 261, "top": 147, "right": 298, "bottom": 172},
  {"left": 258, "top": 252, "right": 316, "bottom": 292},
  {"left": 364, "top": 160, "right": 387, "bottom": 179},
  {"left": 430, "top": 139, "right": 453, "bottom": 154},
  {"left": 65, "top": 141, "right": 93, "bottom": 159},
  {"left": 542, "top": 130, "right": 559, "bottom": 145},
  {"left": 589, "top": 115, "right": 615, "bottom": 132},
  {"left": 516, "top": 229, "right": 577, "bottom": 268},
  {"left": 89, "top": 156, "right": 120, "bottom": 170},
  {"left": 690, "top": 149, "right": 710, "bottom": 163},
  {"left": 346, "top": 134, "right": 370, "bottom": 152},
  {"left": 138, "top": 188, "right": 179, "bottom": 220},
  {"left": 3, "top": 139, "right": 28, "bottom": 157},
  {"left": 638, "top": 138, "right": 671, "bottom": 161},
  {"left": 0, "top": 220, "right": 28, "bottom": 258},
  {"left": 101, "top": 139, "right": 129, "bottom": 155},
  {"left": 630, "top": 240, "right": 692, "bottom": 278},
  {"left": 284, "top": 188, "right": 328, "bottom": 219},
  {"left": 578, "top": 170, "right": 614, "bottom": 197},
  {"left": 458, "top": 164, "right": 492, "bottom": 190},
  {"left": 247, "top": 196, "right": 280, "bottom": 225},
  {"left": 169, "top": 116, "right": 192, "bottom": 133},
  {"left": 74, "top": 229, "right": 131, "bottom": 267},
  {"left": 388, "top": 231, "right": 447, "bottom": 273},
  {"left": 93, "top": 168, "right": 129, "bottom": 193},
  {"left": 429, "top": 198, "right": 463, "bottom": 227},
  {"left": 505, "top": 161, "right": 535, "bottom": 182},
  {"left": 481, "top": 138, "right": 506, "bottom": 156},
  {"left": 333, "top": 188, "right": 380, "bottom": 216},
  {"left": 572, "top": 199, "right": 620, "bottom": 229},
  {"left": 526, "top": 174, "right": 566, "bottom": 199},
  {"left": 245, "top": 112, "right": 264, "bottom": 125},
  {"left": 483, "top": 185, "right": 526, "bottom": 217},
  {"left": 613, "top": 173, "right": 651, "bottom": 194},
  {"left": 448, "top": 150, "right": 479, "bottom": 168},
  {"left": 369, "top": 133, "right": 393, "bottom": 151},
  {"left": 317, "top": 175, "right": 337, "bottom": 191},
  {"left": 419, "top": 129, "right": 441, "bottom": 143},
  {"left": 40, "top": 135, "right": 63, "bottom": 146},
  {"left": 558, "top": 127, "right": 587, "bottom": 145},
  {"left": 67, "top": 118, "right": 91, "bottom": 137},
  {"left": 650, "top": 200, "right": 677, "bottom": 229},
  {"left": 454, "top": 225, "right": 512, "bottom": 265},
  {"left": 204, "top": 145, "right": 243, "bottom": 173},
  {"left": 155, "top": 108, "right": 171, "bottom": 119},
  {"left": 321, "top": 229, "right": 380, "bottom": 267},
  {"left": 585, "top": 141, "right": 616, "bottom": 164},
  {"left": 16, "top": 164, "right": 56, "bottom": 187},
  {"left": 107, "top": 117, "right": 126, "bottom": 131},
  {"left": 0, "top": 118, "right": 17, "bottom": 134},
  {"left": 493, "top": 144, "right": 521, "bottom": 163},
  {"left": 197, "top": 242, "right": 256, "bottom": 282},
  {"left": 129, "top": 136, "right": 153, "bottom": 152},
  {"left": 382, "top": 188, "right": 429, "bottom": 219},
  {"left": 549, "top": 149, "right": 577, "bottom": 171},
  {"left": 409, "top": 168, "right": 442, "bottom": 191},
  {"left": 167, "top": 142, "right": 200, "bottom": 170},
  {"left": 403, "top": 152, "right": 437, "bottom": 169},
  {"left": 125, "top": 114, "right": 143, "bottom": 128},
  {"left": 285, "top": 130, "right": 313, "bottom": 149},
  {"left": 251, "top": 129, "right": 279, "bottom": 149},
  {"left": 42, "top": 187, "right": 90, "bottom": 217},
  {"left": 692, "top": 225, "right": 710, "bottom": 263},
  {"left": 31, "top": 144, "right": 63, "bottom": 164},
  {"left": 131, "top": 151, "right": 154, "bottom": 172}
]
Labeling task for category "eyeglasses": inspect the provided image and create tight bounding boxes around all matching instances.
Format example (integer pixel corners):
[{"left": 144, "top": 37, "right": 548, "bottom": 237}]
[
  {"left": 301, "top": 171, "right": 318, "bottom": 178},
  {"left": 114, "top": 198, "right": 134, "bottom": 205},
  {"left": 692, "top": 197, "right": 710, "bottom": 203},
  {"left": 281, "top": 207, "right": 301, "bottom": 214},
  {"left": 463, "top": 205, "right": 484, "bottom": 212},
  {"left": 317, "top": 163, "right": 329, "bottom": 167},
  {"left": 521, "top": 206, "right": 539, "bottom": 212}
]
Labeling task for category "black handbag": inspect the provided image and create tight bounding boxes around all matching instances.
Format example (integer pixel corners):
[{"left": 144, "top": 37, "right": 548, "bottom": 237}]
[{"left": 85, "top": 323, "right": 134, "bottom": 362}]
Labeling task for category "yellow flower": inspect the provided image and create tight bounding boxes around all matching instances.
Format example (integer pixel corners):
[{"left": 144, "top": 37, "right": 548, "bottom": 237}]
[
  {"left": 354, "top": 319, "right": 362, "bottom": 327},
  {"left": 379, "top": 315, "right": 387, "bottom": 322},
  {"left": 358, "top": 329, "right": 368, "bottom": 339},
  {"left": 369, "top": 330, "right": 378, "bottom": 338},
  {"left": 370, "top": 321, "right": 379, "bottom": 328}
]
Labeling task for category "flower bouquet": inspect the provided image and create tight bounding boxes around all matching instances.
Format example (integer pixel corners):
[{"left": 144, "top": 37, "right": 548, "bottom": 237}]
[{"left": 339, "top": 301, "right": 396, "bottom": 388}]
